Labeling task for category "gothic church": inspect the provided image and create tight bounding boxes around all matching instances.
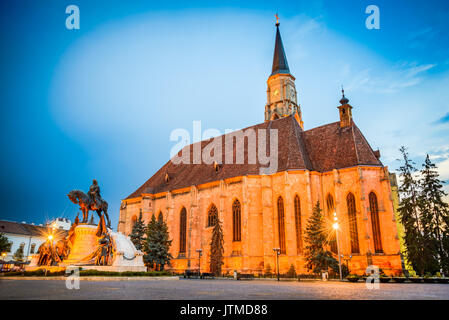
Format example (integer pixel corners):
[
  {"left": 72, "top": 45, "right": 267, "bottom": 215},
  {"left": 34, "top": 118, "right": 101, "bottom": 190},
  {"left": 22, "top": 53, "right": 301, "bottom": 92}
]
[{"left": 118, "top": 21, "right": 402, "bottom": 275}]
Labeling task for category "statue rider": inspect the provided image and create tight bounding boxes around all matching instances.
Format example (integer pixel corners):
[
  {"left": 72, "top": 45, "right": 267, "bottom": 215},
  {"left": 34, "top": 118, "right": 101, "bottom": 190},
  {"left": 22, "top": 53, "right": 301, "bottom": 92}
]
[{"left": 88, "top": 179, "right": 101, "bottom": 207}]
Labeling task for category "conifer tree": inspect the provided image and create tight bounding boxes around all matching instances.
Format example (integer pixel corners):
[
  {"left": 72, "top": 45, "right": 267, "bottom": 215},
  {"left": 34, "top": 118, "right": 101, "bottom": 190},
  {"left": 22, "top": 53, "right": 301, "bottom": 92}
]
[
  {"left": 0, "top": 233, "right": 11, "bottom": 255},
  {"left": 209, "top": 218, "right": 224, "bottom": 276},
  {"left": 398, "top": 147, "right": 438, "bottom": 275},
  {"left": 304, "top": 201, "right": 338, "bottom": 275},
  {"left": 130, "top": 211, "right": 145, "bottom": 251},
  {"left": 264, "top": 263, "right": 273, "bottom": 277},
  {"left": 420, "top": 154, "right": 449, "bottom": 274},
  {"left": 13, "top": 246, "right": 24, "bottom": 262},
  {"left": 143, "top": 214, "right": 173, "bottom": 271}
]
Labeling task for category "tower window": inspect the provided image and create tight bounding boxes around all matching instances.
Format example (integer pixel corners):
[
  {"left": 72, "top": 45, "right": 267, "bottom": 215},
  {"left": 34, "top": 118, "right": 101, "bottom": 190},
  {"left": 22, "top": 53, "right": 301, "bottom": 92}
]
[
  {"left": 277, "top": 196, "right": 286, "bottom": 254},
  {"left": 326, "top": 194, "right": 338, "bottom": 254},
  {"left": 179, "top": 208, "right": 187, "bottom": 254},
  {"left": 207, "top": 204, "right": 218, "bottom": 227},
  {"left": 232, "top": 199, "right": 241, "bottom": 242},
  {"left": 369, "top": 192, "right": 383, "bottom": 253},
  {"left": 347, "top": 193, "right": 360, "bottom": 254},
  {"left": 294, "top": 195, "right": 302, "bottom": 254}
]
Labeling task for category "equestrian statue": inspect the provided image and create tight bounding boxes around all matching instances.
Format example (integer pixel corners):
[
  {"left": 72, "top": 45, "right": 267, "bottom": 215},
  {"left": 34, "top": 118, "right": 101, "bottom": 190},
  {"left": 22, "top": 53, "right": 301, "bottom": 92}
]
[{"left": 67, "top": 179, "right": 111, "bottom": 228}]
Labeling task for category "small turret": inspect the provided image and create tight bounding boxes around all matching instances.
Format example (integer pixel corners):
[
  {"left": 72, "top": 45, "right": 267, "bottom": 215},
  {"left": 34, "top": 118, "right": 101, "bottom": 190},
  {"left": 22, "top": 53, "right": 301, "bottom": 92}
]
[{"left": 338, "top": 87, "right": 353, "bottom": 128}]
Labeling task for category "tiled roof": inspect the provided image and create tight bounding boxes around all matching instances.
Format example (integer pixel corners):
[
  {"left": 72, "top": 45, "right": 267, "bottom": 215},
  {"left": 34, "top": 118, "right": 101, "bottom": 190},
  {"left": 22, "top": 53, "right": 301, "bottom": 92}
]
[
  {"left": 125, "top": 116, "right": 382, "bottom": 200},
  {"left": 0, "top": 220, "right": 67, "bottom": 238}
]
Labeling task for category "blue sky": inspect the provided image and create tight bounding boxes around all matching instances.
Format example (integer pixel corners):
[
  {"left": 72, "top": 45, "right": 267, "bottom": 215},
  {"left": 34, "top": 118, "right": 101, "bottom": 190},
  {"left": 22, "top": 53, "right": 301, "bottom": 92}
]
[{"left": 1, "top": 0, "right": 449, "bottom": 227}]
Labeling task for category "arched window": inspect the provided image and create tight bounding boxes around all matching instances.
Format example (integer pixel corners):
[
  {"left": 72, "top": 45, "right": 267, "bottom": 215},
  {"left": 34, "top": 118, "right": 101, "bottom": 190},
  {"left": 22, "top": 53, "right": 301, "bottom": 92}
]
[
  {"left": 277, "top": 196, "right": 286, "bottom": 254},
  {"left": 30, "top": 243, "right": 36, "bottom": 254},
  {"left": 131, "top": 215, "right": 137, "bottom": 225},
  {"left": 347, "top": 193, "right": 360, "bottom": 254},
  {"left": 207, "top": 204, "right": 218, "bottom": 227},
  {"left": 369, "top": 192, "right": 383, "bottom": 253},
  {"left": 179, "top": 208, "right": 187, "bottom": 254},
  {"left": 158, "top": 211, "right": 163, "bottom": 223},
  {"left": 232, "top": 199, "right": 241, "bottom": 242},
  {"left": 326, "top": 194, "right": 338, "bottom": 254},
  {"left": 294, "top": 195, "right": 303, "bottom": 254}
]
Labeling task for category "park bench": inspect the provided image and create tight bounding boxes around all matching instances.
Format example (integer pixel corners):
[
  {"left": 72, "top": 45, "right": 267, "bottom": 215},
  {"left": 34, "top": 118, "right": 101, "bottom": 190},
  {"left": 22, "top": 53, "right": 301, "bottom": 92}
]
[
  {"left": 237, "top": 273, "right": 254, "bottom": 280},
  {"left": 200, "top": 272, "right": 215, "bottom": 279},
  {"left": 184, "top": 270, "right": 200, "bottom": 278}
]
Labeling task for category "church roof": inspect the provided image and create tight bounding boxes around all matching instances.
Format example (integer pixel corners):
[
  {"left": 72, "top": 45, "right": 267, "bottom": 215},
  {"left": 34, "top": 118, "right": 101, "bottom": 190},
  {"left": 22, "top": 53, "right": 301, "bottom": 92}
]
[
  {"left": 271, "top": 24, "right": 290, "bottom": 76},
  {"left": 125, "top": 116, "right": 382, "bottom": 199}
]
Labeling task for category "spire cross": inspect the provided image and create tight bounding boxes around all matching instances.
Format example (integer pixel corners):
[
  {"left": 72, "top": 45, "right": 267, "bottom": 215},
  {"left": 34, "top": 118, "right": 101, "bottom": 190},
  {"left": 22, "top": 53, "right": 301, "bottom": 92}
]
[
  {"left": 341, "top": 85, "right": 345, "bottom": 98},
  {"left": 275, "top": 13, "right": 280, "bottom": 26}
]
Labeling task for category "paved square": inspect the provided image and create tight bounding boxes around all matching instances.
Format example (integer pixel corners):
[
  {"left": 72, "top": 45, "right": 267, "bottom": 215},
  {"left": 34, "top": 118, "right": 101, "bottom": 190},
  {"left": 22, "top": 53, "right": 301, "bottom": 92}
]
[{"left": 1, "top": 279, "right": 449, "bottom": 300}]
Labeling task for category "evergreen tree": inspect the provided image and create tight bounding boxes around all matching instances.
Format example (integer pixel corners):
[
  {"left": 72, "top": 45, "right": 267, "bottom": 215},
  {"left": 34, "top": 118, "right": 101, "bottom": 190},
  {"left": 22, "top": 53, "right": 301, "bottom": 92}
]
[
  {"left": 286, "top": 264, "right": 297, "bottom": 278},
  {"left": 143, "top": 214, "right": 173, "bottom": 271},
  {"left": 209, "top": 218, "right": 224, "bottom": 276},
  {"left": 420, "top": 154, "right": 449, "bottom": 274},
  {"left": 264, "top": 263, "right": 273, "bottom": 277},
  {"left": 13, "top": 246, "right": 24, "bottom": 262},
  {"left": 304, "top": 201, "right": 338, "bottom": 275},
  {"left": 398, "top": 147, "right": 438, "bottom": 275},
  {"left": 130, "top": 211, "right": 145, "bottom": 251},
  {"left": 0, "top": 233, "right": 11, "bottom": 255}
]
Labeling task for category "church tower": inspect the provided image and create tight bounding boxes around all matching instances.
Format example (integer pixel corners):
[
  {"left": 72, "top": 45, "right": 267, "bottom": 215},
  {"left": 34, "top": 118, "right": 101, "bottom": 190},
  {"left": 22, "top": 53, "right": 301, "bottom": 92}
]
[
  {"left": 338, "top": 88, "right": 353, "bottom": 128},
  {"left": 265, "top": 17, "right": 303, "bottom": 129}
]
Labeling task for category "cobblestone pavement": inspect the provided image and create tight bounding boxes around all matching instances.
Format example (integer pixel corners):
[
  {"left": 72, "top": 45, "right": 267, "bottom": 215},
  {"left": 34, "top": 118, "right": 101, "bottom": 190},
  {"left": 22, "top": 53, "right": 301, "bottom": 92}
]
[{"left": 1, "top": 278, "right": 449, "bottom": 300}]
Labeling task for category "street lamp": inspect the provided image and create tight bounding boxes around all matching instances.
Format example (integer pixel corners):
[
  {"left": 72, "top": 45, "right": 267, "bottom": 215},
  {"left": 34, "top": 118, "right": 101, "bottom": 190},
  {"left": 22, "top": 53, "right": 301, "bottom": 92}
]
[
  {"left": 273, "top": 248, "right": 281, "bottom": 281},
  {"left": 196, "top": 249, "right": 202, "bottom": 277},
  {"left": 1, "top": 252, "right": 6, "bottom": 261},
  {"left": 333, "top": 212, "right": 343, "bottom": 281}
]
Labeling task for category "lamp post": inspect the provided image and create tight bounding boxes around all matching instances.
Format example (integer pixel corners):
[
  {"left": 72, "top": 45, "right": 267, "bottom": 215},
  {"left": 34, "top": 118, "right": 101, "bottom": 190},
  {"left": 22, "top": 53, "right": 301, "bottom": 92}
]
[
  {"left": 273, "top": 248, "right": 281, "bottom": 281},
  {"left": 1, "top": 252, "right": 6, "bottom": 261},
  {"left": 332, "top": 211, "right": 343, "bottom": 281},
  {"left": 196, "top": 249, "right": 202, "bottom": 277}
]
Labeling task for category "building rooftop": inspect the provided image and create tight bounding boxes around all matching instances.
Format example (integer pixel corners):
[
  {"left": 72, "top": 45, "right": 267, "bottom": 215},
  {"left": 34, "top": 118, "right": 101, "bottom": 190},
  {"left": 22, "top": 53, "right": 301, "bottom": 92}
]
[
  {"left": 125, "top": 115, "right": 382, "bottom": 199},
  {"left": 0, "top": 220, "right": 67, "bottom": 238}
]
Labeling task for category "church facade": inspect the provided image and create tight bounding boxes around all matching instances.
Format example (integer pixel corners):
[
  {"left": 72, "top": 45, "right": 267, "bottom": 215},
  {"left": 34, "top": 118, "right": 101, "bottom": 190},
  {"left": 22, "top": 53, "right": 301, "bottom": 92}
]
[{"left": 118, "top": 22, "right": 403, "bottom": 276}]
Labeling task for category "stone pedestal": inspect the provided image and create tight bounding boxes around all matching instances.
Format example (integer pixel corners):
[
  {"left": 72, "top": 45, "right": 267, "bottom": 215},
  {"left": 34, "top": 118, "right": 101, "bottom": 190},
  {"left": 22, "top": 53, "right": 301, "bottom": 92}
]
[
  {"left": 28, "top": 224, "right": 146, "bottom": 272},
  {"left": 63, "top": 224, "right": 98, "bottom": 265}
]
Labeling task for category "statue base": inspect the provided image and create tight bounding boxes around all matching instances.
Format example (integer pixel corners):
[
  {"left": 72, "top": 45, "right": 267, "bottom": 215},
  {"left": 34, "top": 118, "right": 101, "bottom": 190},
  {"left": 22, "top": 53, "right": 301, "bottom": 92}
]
[{"left": 28, "top": 224, "right": 146, "bottom": 272}]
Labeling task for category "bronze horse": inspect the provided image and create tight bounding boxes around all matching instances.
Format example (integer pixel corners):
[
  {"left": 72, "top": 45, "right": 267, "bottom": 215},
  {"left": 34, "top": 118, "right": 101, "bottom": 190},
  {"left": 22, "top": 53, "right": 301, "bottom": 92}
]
[{"left": 67, "top": 190, "right": 111, "bottom": 228}]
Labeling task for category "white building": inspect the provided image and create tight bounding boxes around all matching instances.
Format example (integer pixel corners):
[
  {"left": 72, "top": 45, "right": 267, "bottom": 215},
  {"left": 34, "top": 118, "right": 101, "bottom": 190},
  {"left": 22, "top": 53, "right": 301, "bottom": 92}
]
[
  {"left": 49, "top": 217, "right": 71, "bottom": 231},
  {"left": 0, "top": 220, "right": 68, "bottom": 262}
]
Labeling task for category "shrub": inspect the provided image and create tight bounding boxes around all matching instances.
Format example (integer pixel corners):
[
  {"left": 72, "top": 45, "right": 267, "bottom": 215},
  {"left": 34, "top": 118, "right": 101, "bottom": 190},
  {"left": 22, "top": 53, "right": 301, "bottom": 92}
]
[{"left": 286, "top": 264, "right": 296, "bottom": 278}]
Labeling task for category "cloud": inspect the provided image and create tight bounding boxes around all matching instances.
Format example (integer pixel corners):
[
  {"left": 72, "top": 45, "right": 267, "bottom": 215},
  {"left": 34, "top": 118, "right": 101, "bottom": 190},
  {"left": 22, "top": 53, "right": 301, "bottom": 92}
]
[
  {"left": 343, "top": 61, "right": 436, "bottom": 94},
  {"left": 434, "top": 112, "right": 449, "bottom": 124},
  {"left": 407, "top": 27, "right": 438, "bottom": 50}
]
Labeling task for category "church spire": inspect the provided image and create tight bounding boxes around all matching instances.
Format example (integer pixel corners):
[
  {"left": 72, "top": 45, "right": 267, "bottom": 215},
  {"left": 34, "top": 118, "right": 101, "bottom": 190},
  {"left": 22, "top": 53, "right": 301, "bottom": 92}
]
[
  {"left": 271, "top": 17, "right": 290, "bottom": 76},
  {"left": 265, "top": 15, "right": 303, "bottom": 128}
]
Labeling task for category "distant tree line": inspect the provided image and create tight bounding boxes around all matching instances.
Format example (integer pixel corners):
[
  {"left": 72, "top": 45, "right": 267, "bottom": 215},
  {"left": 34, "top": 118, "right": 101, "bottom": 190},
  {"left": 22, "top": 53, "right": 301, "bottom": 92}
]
[{"left": 398, "top": 146, "right": 449, "bottom": 276}]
